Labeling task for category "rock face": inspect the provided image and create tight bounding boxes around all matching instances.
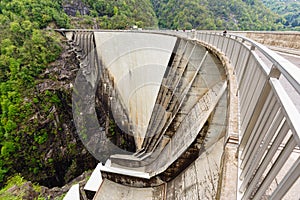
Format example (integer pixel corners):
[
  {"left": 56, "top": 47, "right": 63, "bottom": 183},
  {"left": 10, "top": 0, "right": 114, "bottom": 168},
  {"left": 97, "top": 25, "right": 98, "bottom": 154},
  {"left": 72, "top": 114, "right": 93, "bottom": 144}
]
[
  {"left": 5, "top": 182, "right": 39, "bottom": 200},
  {"left": 15, "top": 35, "right": 97, "bottom": 188},
  {"left": 62, "top": 0, "right": 90, "bottom": 16}
]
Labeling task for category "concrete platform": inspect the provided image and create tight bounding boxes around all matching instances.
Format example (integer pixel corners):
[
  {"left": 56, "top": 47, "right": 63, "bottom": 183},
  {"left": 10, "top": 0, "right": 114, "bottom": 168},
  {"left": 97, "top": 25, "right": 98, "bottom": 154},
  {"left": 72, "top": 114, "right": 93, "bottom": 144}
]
[{"left": 94, "top": 179, "right": 165, "bottom": 200}]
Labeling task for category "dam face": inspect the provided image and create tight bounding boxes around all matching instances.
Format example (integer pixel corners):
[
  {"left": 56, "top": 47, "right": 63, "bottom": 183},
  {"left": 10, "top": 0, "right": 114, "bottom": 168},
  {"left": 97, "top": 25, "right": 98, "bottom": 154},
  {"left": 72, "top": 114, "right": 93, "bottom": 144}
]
[
  {"left": 70, "top": 31, "right": 228, "bottom": 199},
  {"left": 94, "top": 32, "right": 177, "bottom": 149}
]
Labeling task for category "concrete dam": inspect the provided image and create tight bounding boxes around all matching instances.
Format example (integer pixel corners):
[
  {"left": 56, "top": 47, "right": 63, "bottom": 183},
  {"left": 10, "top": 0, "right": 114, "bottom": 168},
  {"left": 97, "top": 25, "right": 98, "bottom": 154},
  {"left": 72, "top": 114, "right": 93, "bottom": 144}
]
[{"left": 62, "top": 30, "right": 300, "bottom": 200}]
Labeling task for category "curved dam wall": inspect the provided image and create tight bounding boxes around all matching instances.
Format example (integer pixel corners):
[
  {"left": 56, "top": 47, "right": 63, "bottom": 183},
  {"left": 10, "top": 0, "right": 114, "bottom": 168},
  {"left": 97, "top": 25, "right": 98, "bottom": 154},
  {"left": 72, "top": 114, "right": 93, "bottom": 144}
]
[{"left": 66, "top": 30, "right": 229, "bottom": 200}]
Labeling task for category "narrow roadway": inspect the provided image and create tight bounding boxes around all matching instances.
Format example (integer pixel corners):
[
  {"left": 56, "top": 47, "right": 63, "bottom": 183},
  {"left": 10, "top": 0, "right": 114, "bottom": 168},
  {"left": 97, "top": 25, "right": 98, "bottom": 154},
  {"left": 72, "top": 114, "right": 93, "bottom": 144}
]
[{"left": 276, "top": 50, "right": 300, "bottom": 112}]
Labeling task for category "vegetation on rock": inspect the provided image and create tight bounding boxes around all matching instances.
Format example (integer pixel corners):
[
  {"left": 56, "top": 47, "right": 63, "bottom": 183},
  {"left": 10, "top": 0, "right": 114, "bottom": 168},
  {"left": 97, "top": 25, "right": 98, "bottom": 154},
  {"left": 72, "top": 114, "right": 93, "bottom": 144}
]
[{"left": 0, "top": 0, "right": 96, "bottom": 189}]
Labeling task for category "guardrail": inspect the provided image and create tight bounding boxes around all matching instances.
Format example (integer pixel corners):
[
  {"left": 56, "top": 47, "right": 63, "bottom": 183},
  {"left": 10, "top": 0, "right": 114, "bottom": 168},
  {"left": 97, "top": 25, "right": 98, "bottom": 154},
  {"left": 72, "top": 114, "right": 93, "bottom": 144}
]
[{"left": 183, "top": 31, "right": 300, "bottom": 199}]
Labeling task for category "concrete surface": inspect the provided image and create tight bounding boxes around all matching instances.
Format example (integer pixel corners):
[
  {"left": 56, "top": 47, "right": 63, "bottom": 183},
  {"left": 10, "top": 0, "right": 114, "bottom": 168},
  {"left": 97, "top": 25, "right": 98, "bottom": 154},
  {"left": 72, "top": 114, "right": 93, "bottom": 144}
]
[
  {"left": 84, "top": 163, "right": 103, "bottom": 192},
  {"left": 94, "top": 32, "right": 177, "bottom": 149},
  {"left": 94, "top": 179, "right": 165, "bottom": 200},
  {"left": 63, "top": 184, "right": 80, "bottom": 200}
]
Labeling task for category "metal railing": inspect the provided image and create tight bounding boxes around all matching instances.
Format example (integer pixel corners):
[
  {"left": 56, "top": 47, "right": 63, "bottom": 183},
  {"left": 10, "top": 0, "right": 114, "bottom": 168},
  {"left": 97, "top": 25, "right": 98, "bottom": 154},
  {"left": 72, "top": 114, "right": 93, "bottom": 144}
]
[{"left": 183, "top": 31, "right": 300, "bottom": 199}]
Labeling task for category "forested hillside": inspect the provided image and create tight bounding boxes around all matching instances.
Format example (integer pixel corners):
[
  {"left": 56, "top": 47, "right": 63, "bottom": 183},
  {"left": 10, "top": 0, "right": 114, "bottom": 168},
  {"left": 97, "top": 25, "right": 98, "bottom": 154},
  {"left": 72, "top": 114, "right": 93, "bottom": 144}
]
[
  {"left": 152, "top": 0, "right": 284, "bottom": 30},
  {"left": 62, "top": 0, "right": 159, "bottom": 29},
  {"left": 63, "top": 0, "right": 285, "bottom": 30},
  {"left": 0, "top": 0, "right": 296, "bottom": 198},
  {"left": 262, "top": 0, "right": 300, "bottom": 30},
  {"left": 83, "top": 0, "right": 158, "bottom": 29}
]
